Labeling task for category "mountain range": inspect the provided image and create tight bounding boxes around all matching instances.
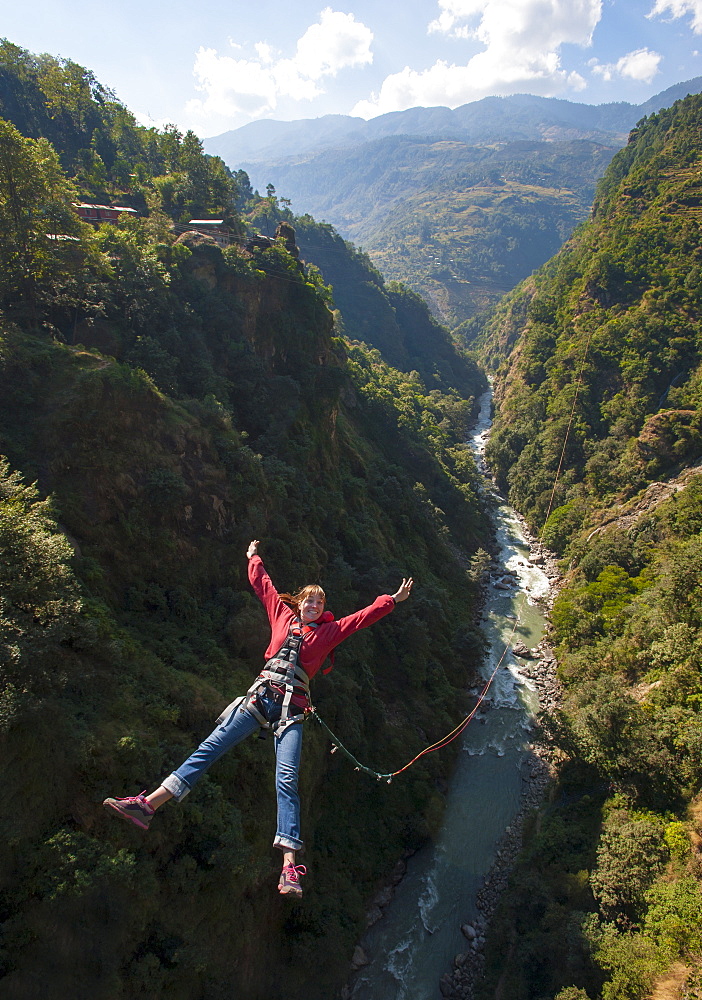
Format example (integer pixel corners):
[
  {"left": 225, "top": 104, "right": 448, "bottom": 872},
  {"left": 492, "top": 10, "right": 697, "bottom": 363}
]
[
  {"left": 205, "top": 79, "right": 702, "bottom": 328},
  {"left": 205, "top": 81, "right": 702, "bottom": 164}
]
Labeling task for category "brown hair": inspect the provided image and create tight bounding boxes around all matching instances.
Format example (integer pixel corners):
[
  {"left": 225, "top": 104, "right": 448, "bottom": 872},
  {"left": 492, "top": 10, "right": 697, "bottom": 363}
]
[{"left": 279, "top": 584, "right": 326, "bottom": 615}]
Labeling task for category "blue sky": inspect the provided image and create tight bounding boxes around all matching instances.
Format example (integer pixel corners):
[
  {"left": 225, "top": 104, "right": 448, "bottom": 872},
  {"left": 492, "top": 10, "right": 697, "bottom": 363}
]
[{"left": 3, "top": 1, "right": 701, "bottom": 137}]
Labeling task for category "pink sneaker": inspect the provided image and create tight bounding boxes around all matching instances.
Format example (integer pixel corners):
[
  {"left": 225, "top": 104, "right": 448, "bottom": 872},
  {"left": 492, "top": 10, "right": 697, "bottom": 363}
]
[
  {"left": 278, "top": 863, "right": 306, "bottom": 897},
  {"left": 103, "top": 791, "right": 154, "bottom": 830}
]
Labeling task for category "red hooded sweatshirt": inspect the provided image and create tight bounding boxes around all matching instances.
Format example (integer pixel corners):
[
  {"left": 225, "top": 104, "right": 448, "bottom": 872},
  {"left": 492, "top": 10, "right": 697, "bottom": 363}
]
[{"left": 248, "top": 555, "right": 395, "bottom": 701}]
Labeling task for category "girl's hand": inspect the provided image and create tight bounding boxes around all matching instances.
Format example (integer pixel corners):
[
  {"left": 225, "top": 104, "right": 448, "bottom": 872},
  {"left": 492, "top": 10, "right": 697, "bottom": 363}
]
[
  {"left": 392, "top": 577, "right": 414, "bottom": 603},
  {"left": 247, "top": 539, "right": 260, "bottom": 559}
]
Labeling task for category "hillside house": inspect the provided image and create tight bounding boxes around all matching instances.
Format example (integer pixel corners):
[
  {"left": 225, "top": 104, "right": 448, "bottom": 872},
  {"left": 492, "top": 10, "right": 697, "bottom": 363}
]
[
  {"left": 74, "top": 203, "right": 138, "bottom": 225},
  {"left": 187, "top": 219, "right": 231, "bottom": 247}
]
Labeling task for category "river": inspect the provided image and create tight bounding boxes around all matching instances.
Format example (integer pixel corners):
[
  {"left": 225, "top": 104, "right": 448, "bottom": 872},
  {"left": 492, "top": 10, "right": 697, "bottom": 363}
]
[{"left": 348, "top": 386, "right": 552, "bottom": 1000}]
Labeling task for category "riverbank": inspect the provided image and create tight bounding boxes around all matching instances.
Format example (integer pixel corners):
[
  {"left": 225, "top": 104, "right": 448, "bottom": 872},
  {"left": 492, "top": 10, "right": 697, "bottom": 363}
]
[
  {"left": 439, "top": 515, "right": 563, "bottom": 1000},
  {"left": 341, "top": 515, "right": 564, "bottom": 1000},
  {"left": 339, "top": 389, "right": 565, "bottom": 1000}
]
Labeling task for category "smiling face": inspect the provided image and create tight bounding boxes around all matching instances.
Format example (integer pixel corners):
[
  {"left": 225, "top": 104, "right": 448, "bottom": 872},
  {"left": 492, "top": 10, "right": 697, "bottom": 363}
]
[{"left": 300, "top": 592, "right": 325, "bottom": 623}]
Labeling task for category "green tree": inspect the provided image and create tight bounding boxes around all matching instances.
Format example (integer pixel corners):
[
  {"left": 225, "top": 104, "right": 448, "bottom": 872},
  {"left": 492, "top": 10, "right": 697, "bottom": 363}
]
[
  {"left": 590, "top": 808, "right": 668, "bottom": 923},
  {"left": 0, "top": 117, "right": 97, "bottom": 318},
  {"left": 594, "top": 925, "right": 663, "bottom": 1000},
  {"left": 644, "top": 877, "right": 702, "bottom": 961},
  {"left": 0, "top": 457, "right": 84, "bottom": 728}
]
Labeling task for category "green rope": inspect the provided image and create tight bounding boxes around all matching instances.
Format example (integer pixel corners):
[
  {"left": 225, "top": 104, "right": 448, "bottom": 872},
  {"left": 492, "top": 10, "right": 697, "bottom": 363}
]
[
  {"left": 308, "top": 710, "right": 394, "bottom": 783},
  {"left": 306, "top": 607, "right": 521, "bottom": 783}
]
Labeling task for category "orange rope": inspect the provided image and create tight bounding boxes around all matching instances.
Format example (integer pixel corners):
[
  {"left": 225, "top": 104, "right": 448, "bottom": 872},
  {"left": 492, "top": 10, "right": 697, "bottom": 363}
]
[
  {"left": 311, "top": 604, "right": 525, "bottom": 781},
  {"left": 388, "top": 607, "right": 523, "bottom": 777}
]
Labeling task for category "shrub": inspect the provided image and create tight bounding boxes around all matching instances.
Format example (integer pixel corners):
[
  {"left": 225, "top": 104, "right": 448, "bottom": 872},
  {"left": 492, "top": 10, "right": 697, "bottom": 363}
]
[
  {"left": 644, "top": 877, "right": 702, "bottom": 961},
  {"left": 590, "top": 808, "right": 668, "bottom": 923}
]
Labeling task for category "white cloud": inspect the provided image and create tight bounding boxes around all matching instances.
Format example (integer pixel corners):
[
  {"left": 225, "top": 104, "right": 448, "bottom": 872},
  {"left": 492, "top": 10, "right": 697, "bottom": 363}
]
[
  {"left": 589, "top": 47, "right": 662, "bottom": 83},
  {"left": 187, "top": 8, "right": 373, "bottom": 124},
  {"left": 254, "top": 42, "right": 275, "bottom": 65},
  {"left": 428, "top": 0, "right": 487, "bottom": 36},
  {"left": 648, "top": 0, "right": 702, "bottom": 34},
  {"left": 295, "top": 8, "right": 373, "bottom": 80},
  {"left": 354, "top": 0, "right": 600, "bottom": 118},
  {"left": 132, "top": 110, "right": 173, "bottom": 132}
]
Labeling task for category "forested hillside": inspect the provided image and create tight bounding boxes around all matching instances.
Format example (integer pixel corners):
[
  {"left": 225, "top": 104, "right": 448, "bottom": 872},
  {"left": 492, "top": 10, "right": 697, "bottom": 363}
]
[
  {"left": 240, "top": 187, "right": 481, "bottom": 392},
  {"left": 0, "top": 39, "right": 241, "bottom": 229},
  {"left": 473, "top": 94, "right": 702, "bottom": 1000},
  {"left": 0, "top": 45, "right": 490, "bottom": 999},
  {"left": 253, "top": 136, "right": 613, "bottom": 328}
]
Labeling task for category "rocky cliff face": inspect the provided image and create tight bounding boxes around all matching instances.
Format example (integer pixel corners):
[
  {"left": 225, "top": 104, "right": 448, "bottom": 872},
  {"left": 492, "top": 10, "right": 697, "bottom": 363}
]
[{"left": 0, "top": 211, "right": 491, "bottom": 1000}]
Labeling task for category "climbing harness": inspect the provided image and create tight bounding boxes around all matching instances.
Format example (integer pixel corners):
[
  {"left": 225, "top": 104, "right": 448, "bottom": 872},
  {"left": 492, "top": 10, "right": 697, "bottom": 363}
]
[
  {"left": 307, "top": 606, "right": 525, "bottom": 783},
  {"left": 217, "top": 620, "right": 318, "bottom": 736}
]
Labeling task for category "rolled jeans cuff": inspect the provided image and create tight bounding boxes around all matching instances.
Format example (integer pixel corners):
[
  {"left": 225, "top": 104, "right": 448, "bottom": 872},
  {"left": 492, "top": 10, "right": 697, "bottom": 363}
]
[
  {"left": 274, "top": 834, "right": 304, "bottom": 852},
  {"left": 162, "top": 773, "right": 191, "bottom": 802}
]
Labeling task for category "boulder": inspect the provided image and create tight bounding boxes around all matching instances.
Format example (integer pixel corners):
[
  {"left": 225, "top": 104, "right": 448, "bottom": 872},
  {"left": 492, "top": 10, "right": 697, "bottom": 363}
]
[
  {"left": 373, "top": 885, "right": 393, "bottom": 909},
  {"left": 351, "top": 945, "right": 369, "bottom": 970},
  {"left": 439, "top": 973, "right": 454, "bottom": 997},
  {"left": 275, "top": 221, "right": 300, "bottom": 258}
]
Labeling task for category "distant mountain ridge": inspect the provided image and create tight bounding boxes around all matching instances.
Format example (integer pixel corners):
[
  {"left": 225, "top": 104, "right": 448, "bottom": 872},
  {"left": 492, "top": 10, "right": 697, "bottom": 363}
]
[
  {"left": 204, "top": 79, "right": 702, "bottom": 330},
  {"left": 204, "top": 79, "right": 702, "bottom": 165}
]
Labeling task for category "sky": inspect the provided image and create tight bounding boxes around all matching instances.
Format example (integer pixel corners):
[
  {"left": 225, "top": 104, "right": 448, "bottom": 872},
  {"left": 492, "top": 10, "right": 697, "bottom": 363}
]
[{"left": 2, "top": 0, "right": 701, "bottom": 138}]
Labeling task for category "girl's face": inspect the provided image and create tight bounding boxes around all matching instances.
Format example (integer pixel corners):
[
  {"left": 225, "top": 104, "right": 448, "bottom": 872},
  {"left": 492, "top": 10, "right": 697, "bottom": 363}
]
[{"left": 300, "top": 593, "right": 324, "bottom": 623}]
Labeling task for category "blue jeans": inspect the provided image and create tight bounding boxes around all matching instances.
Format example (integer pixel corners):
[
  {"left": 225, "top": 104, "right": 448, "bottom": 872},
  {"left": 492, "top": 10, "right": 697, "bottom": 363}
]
[{"left": 162, "top": 691, "right": 304, "bottom": 851}]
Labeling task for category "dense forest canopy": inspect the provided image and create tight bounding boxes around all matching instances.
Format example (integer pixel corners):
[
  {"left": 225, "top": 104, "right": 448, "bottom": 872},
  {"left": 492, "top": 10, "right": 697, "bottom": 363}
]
[
  {"left": 474, "top": 93, "right": 702, "bottom": 1000},
  {"left": 0, "top": 42, "right": 489, "bottom": 1000},
  {"left": 481, "top": 95, "right": 702, "bottom": 536}
]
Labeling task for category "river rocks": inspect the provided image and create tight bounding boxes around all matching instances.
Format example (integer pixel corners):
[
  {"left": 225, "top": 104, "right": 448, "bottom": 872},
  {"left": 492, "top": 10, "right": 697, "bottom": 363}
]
[
  {"left": 461, "top": 923, "right": 477, "bottom": 940},
  {"left": 350, "top": 946, "right": 369, "bottom": 971},
  {"left": 364, "top": 883, "right": 397, "bottom": 927},
  {"left": 440, "top": 973, "right": 456, "bottom": 997},
  {"left": 517, "top": 639, "right": 561, "bottom": 714}
]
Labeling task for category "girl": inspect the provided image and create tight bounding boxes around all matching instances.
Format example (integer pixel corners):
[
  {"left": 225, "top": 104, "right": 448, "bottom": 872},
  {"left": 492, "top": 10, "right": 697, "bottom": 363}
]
[{"left": 104, "top": 540, "right": 413, "bottom": 897}]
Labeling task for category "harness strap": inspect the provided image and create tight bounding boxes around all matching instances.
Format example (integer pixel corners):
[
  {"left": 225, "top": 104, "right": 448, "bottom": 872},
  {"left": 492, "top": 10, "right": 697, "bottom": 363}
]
[{"left": 240, "top": 619, "right": 314, "bottom": 735}]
